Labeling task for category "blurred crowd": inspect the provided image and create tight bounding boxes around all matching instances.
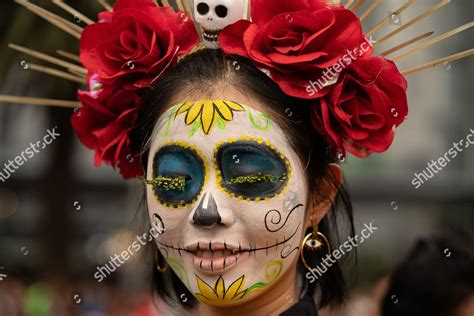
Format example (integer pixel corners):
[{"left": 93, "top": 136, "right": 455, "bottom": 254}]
[{"left": 0, "top": 278, "right": 158, "bottom": 316}]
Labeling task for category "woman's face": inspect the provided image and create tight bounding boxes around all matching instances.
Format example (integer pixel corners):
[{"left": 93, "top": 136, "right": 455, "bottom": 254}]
[{"left": 146, "top": 95, "right": 309, "bottom": 307}]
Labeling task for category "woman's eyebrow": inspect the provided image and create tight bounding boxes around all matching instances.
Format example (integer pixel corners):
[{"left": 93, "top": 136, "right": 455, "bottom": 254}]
[{"left": 212, "top": 137, "right": 277, "bottom": 152}]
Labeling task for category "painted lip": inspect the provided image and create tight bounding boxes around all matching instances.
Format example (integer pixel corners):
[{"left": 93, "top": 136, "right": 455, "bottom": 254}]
[{"left": 186, "top": 242, "right": 248, "bottom": 273}]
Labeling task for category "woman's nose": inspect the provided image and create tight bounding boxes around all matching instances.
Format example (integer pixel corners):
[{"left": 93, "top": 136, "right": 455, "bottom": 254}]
[
  {"left": 190, "top": 192, "right": 234, "bottom": 227},
  {"left": 192, "top": 192, "right": 221, "bottom": 226}
]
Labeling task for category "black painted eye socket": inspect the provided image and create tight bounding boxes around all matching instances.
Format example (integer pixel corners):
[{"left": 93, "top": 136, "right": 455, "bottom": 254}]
[
  {"left": 152, "top": 145, "right": 205, "bottom": 207},
  {"left": 215, "top": 5, "right": 228, "bottom": 18},
  {"left": 215, "top": 141, "right": 289, "bottom": 200},
  {"left": 197, "top": 2, "right": 210, "bottom": 15}
]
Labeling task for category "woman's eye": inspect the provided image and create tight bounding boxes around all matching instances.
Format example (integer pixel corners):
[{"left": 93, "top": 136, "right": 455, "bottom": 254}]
[
  {"left": 150, "top": 145, "right": 205, "bottom": 207},
  {"left": 146, "top": 175, "right": 187, "bottom": 191},
  {"left": 226, "top": 173, "right": 287, "bottom": 185},
  {"left": 216, "top": 141, "right": 290, "bottom": 200}
]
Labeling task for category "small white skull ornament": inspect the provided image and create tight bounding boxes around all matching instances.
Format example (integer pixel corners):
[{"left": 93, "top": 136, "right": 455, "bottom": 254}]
[{"left": 194, "top": 0, "right": 248, "bottom": 49}]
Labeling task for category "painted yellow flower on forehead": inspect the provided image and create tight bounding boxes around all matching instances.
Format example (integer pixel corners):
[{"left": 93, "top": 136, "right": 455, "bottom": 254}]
[{"left": 174, "top": 100, "right": 245, "bottom": 135}]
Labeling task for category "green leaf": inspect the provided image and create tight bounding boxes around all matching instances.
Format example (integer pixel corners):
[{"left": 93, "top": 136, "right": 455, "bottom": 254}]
[
  {"left": 188, "top": 119, "right": 202, "bottom": 138},
  {"left": 217, "top": 116, "right": 226, "bottom": 130}
]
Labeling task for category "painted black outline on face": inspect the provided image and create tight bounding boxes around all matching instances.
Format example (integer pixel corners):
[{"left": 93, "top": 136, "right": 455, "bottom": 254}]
[
  {"left": 213, "top": 139, "right": 291, "bottom": 201},
  {"left": 152, "top": 213, "right": 166, "bottom": 235},
  {"left": 151, "top": 142, "right": 207, "bottom": 208},
  {"left": 264, "top": 204, "right": 303, "bottom": 233},
  {"left": 157, "top": 221, "right": 301, "bottom": 259}
]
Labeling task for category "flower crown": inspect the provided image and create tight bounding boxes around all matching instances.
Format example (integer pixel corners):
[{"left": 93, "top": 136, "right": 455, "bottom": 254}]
[{"left": 2, "top": 0, "right": 473, "bottom": 179}]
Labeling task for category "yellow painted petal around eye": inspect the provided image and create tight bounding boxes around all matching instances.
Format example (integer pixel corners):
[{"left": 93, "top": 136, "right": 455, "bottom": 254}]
[
  {"left": 224, "top": 275, "right": 245, "bottom": 300},
  {"left": 176, "top": 101, "right": 194, "bottom": 117},
  {"left": 197, "top": 276, "right": 218, "bottom": 300},
  {"left": 185, "top": 101, "right": 204, "bottom": 125},
  {"left": 214, "top": 276, "right": 226, "bottom": 299},
  {"left": 214, "top": 100, "right": 234, "bottom": 121},
  {"left": 201, "top": 100, "right": 216, "bottom": 134},
  {"left": 225, "top": 101, "right": 245, "bottom": 112}
]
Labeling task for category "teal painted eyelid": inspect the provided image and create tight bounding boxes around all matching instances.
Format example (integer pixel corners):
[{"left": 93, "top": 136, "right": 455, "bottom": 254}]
[
  {"left": 152, "top": 145, "right": 206, "bottom": 206},
  {"left": 217, "top": 141, "right": 290, "bottom": 199}
]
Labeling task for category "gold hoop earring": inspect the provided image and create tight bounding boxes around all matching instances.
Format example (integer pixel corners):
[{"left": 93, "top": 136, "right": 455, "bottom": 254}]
[
  {"left": 155, "top": 251, "right": 169, "bottom": 273},
  {"left": 300, "top": 223, "right": 331, "bottom": 271}
]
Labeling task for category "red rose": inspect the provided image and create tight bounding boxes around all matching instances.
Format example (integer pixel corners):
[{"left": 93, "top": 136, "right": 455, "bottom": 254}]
[
  {"left": 71, "top": 85, "right": 143, "bottom": 179},
  {"left": 80, "top": 0, "right": 198, "bottom": 89},
  {"left": 219, "top": 0, "right": 371, "bottom": 99},
  {"left": 311, "top": 57, "right": 408, "bottom": 157}
]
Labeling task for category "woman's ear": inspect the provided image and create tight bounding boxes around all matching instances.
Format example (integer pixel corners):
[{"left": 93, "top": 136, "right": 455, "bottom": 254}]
[{"left": 307, "top": 163, "right": 343, "bottom": 227}]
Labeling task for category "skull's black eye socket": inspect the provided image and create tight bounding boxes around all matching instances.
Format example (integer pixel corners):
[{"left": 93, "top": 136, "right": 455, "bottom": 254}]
[
  {"left": 215, "top": 5, "right": 228, "bottom": 18},
  {"left": 197, "top": 2, "right": 210, "bottom": 15}
]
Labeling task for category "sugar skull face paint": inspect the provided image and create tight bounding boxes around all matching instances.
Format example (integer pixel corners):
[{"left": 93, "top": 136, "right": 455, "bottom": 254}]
[{"left": 146, "top": 100, "right": 309, "bottom": 307}]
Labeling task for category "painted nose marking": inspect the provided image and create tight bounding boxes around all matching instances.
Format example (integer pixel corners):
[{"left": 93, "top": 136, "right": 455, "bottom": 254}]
[{"left": 193, "top": 193, "right": 221, "bottom": 226}]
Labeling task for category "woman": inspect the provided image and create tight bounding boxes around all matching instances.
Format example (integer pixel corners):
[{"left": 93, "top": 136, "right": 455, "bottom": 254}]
[
  {"left": 133, "top": 48, "right": 356, "bottom": 315},
  {"left": 2, "top": 0, "right": 472, "bottom": 314},
  {"left": 16, "top": 0, "right": 408, "bottom": 314}
]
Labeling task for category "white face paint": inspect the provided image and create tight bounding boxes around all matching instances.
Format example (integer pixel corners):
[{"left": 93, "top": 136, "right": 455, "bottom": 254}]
[
  {"left": 146, "top": 100, "right": 309, "bottom": 307},
  {"left": 194, "top": 0, "right": 247, "bottom": 48}
]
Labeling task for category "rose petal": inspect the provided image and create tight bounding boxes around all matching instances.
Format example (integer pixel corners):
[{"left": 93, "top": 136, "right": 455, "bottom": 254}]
[
  {"left": 219, "top": 20, "right": 252, "bottom": 58},
  {"left": 251, "top": 0, "right": 327, "bottom": 27}
]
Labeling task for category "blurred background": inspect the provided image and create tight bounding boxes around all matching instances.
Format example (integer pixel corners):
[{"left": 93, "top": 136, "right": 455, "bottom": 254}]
[{"left": 0, "top": 0, "right": 472, "bottom": 315}]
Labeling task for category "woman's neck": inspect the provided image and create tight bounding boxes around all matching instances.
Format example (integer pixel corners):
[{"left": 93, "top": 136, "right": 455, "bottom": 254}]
[{"left": 195, "top": 261, "right": 300, "bottom": 316}]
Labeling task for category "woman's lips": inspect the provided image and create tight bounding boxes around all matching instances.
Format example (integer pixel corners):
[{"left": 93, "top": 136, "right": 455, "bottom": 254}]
[
  {"left": 187, "top": 242, "right": 247, "bottom": 273},
  {"left": 192, "top": 250, "right": 241, "bottom": 273}
]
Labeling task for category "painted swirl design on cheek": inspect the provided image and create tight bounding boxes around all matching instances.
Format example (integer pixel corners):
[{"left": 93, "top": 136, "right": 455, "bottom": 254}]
[
  {"left": 264, "top": 204, "right": 304, "bottom": 259},
  {"left": 152, "top": 213, "right": 166, "bottom": 235},
  {"left": 264, "top": 204, "right": 303, "bottom": 233}
]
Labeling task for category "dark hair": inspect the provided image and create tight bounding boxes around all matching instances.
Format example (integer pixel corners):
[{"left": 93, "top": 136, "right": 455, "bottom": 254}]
[
  {"left": 132, "top": 48, "right": 355, "bottom": 311},
  {"left": 382, "top": 231, "right": 474, "bottom": 316}
]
